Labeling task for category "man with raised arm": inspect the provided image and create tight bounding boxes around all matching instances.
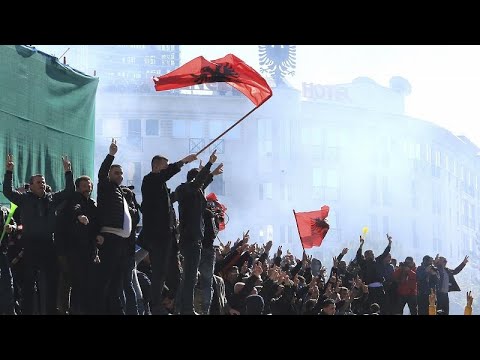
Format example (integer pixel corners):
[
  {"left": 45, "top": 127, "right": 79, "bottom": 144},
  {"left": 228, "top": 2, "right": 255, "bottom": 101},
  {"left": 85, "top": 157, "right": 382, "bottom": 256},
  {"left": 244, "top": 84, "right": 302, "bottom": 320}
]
[{"left": 3, "top": 154, "right": 74, "bottom": 314}]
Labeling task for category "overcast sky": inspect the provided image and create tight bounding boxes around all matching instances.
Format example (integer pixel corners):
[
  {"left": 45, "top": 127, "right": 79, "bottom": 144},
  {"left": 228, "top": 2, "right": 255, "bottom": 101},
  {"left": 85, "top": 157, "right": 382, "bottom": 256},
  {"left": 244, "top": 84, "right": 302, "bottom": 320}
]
[{"left": 181, "top": 45, "right": 480, "bottom": 147}]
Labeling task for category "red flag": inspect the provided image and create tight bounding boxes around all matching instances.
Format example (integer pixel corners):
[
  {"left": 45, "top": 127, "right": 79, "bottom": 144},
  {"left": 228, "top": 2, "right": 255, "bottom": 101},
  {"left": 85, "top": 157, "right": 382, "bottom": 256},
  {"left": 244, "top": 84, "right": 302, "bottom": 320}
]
[
  {"left": 293, "top": 206, "right": 330, "bottom": 249},
  {"left": 206, "top": 192, "right": 227, "bottom": 231},
  {"left": 153, "top": 54, "right": 272, "bottom": 107}
]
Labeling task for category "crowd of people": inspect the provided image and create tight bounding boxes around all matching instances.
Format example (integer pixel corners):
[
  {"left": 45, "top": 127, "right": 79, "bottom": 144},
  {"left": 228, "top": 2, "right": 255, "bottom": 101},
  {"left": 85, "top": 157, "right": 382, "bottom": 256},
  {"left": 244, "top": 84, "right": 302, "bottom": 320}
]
[{"left": 0, "top": 139, "right": 475, "bottom": 315}]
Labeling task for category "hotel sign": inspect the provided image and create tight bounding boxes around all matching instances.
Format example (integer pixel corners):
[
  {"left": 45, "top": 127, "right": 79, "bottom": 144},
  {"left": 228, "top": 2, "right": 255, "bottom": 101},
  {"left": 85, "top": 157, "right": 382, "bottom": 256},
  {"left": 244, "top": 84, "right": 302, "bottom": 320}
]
[{"left": 302, "top": 82, "right": 352, "bottom": 103}]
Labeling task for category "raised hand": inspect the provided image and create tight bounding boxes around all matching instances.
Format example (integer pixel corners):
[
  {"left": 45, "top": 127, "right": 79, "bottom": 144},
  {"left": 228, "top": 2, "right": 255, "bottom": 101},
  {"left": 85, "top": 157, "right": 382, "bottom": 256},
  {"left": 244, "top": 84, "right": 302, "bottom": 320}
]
[
  {"left": 463, "top": 255, "right": 469, "bottom": 265},
  {"left": 109, "top": 138, "right": 118, "bottom": 156},
  {"left": 333, "top": 256, "right": 339, "bottom": 268},
  {"left": 341, "top": 248, "right": 349, "bottom": 256},
  {"left": 62, "top": 155, "right": 72, "bottom": 172},
  {"left": 242, "top": 230, "right": 250, "bottom": 244},
  {"left": 467, "top": 291, "right": 474, "bottom": 307},
  {"left": 212, "top": 163, "right": 224, "bottom": 176},
  {"left": 264, "top": 240, "right": 273, "bottom": 253},
  {"left": 253, "top": 261, "right": 263, "bottom": 277},
  {"left": 182, "top": 154, "right": 197, "bottom": 164},
  {"left": 387, "top": 233, "right": 392, "bottom": 244},
  {"left": 209, "top": 149, "right": 217, "bottom": 164},
  {"left": 276, "top": 245, "right": 282, "bottom": 258},
  {"left": 359, "top": 235, "right": 365, "bottom": 245},
  {"left": 6, "top": 154, "right": 14, "bottom": 172},
  {"left": 222, "top": 240, "right": 231, "bottom": 255},
  {"left": 77, "top": 215, "right": 89, "bottom": 225},
  {"left": 240, "top": 261, "right": 248, "bottom": 275}
]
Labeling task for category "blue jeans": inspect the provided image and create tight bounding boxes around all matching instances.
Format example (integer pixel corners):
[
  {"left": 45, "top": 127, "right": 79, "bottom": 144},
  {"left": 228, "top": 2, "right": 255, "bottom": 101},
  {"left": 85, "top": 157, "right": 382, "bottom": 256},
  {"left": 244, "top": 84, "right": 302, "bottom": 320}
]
[
  {"left": 198, "top": 244, "right": 215, "bottom": 315},
  {"left": 121, "top": 255, "right": 138, "bottom": 315},
  {"left": 0, "top": 252, "right": 14, "bottom": 314},
  {"left": 179, "top": 238, "right": 202, "bottom": 315}
]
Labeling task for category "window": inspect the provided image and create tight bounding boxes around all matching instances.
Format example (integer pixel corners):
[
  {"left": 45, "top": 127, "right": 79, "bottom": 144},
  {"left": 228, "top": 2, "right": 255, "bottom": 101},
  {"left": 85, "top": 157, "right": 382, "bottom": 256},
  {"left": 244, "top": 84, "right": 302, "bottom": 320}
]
[
  {"left": 209, "top": 120, "right": 224, "bottom": 139},
  {"left": 224, "top": 120, "right": 241, "bottom": 140},
  {"left": 172, "top": 119, "right": 187, "bottom": 138},
  {"left": 190, "top": 120, "right": 204, "bottom": 138},
  {"left": 266, "top": 225, "right": 274, "bottom": 242},
  {"left": 435, "top": 151, "right": 441, "bottom": 167},
  {"left": 258, "top": 118, "right": 272, "bottom": 141},
  {"left": 326, "top": 170, "right": 338, "bottom": 188},
  {"left": 259, "top": 183, "right": 273, "bottom": 200},
  {"left": 425, "top": 144, "right": 431, "bottom": 163},
  {"left": 415, "top": 144, "right": 421, "bottom": 160},
  {"left": 128, "top": 119, "right": 142, "bottom": 148},
  {"left": 313, "top": 168, "right": 322, "bottom": 187},
  {"left": 144, "top": 56, "right": 156, "bottom": 65},
  {"left": 445, "top": 154, "right": 449, "bottom": 172},
  {"left": 145, "top": 119, "right": 159, "bottom": 136}
]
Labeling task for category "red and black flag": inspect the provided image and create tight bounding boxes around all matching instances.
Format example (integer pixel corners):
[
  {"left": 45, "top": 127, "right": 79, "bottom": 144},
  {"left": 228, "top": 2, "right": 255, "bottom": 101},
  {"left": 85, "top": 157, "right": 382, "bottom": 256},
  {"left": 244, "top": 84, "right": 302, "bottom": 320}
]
[
  {"left": 153, "top": 54, "right": 272, "bottom": 107},
  {"left": 293, "top": 206, "right": 330, "bottom": 249}
]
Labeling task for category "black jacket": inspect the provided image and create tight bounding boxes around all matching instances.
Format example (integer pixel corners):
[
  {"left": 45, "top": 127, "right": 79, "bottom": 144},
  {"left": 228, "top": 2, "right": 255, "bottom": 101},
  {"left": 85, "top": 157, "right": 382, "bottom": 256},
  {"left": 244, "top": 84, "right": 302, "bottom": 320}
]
[
  {"left": 97, "top": 154, "right": 124, "bottom": 229},
  {"left": 175, "top": 162, "right": 212, "bottom": 241},
  {"left": 356, "top": 244, "right": 391, "bottom": 285},
  {"left": 140, "top": 161, "right": 183, "bottom": 243},
  {"left": 70, "top": 191, "right": 101, "bottom": 256},
  {"left": 3, "top": 170, "right": 74, "bottom": 243}
]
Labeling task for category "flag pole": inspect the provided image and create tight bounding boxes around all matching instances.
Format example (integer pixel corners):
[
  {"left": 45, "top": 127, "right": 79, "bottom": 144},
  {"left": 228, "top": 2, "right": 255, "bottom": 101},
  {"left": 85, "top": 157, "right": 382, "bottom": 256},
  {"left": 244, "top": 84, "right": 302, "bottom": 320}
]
[
  {"left": 293, "top": 209, "right": 305, "bottom": 252},
  {"left": 195, "top": 103, "right": 265, "bottom": 156}
]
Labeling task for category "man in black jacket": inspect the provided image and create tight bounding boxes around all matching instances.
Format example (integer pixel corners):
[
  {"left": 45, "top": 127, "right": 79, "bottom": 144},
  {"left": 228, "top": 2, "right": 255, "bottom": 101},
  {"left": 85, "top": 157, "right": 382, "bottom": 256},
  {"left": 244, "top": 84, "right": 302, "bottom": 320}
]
[
  {"left": 175, "top": 150, "right": 218, "bottom": 315},
  {"left": 3, "top": 154, "right": 74, "bottom": 314},
  {"left": 140, "top": 152, "right": 197, "bottom": 315},
  {"left": 197, "top": 161, "right": 224, "bottom": 314},
  {"left": 355, "top": 233, "right": 392, "bottom": 314},
  {"left": 95, "top": 139, "right": 138, "bottom": 314},
  {"left": 68, "top": 175, "right": 102, "bottom": 314}
]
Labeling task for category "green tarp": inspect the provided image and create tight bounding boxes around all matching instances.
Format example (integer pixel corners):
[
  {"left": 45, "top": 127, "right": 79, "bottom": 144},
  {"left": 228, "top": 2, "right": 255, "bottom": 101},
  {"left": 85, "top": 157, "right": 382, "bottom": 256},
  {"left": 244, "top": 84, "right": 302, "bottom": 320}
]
[{"left": 0, "top": 45, "right": 98, "bottom": 204}]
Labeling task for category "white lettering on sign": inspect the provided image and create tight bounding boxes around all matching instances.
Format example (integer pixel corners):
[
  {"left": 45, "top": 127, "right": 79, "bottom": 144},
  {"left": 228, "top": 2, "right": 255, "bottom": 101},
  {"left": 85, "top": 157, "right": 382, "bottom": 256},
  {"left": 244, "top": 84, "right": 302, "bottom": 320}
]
[{"left": 302, "top": 83, "right": 352, "bottom": 103}]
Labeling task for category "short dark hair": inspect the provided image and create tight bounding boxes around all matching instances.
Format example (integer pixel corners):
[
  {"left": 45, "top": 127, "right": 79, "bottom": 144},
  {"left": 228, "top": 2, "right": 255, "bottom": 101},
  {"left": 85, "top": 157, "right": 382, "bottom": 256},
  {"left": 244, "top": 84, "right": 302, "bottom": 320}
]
[
  {"left": 187, "top": 168, "right": 200, "bottom": 182},
  {"left": 110, "top": 164, "right": 122, "bottom": 171},
  {"left": 322, "top": 299, "right": 335, "bottom": 308},
  {"left": 151, "top": 155, "right": 168, "bottom": 168},
  {"left": 75, "top": 175, "right": 92, "bottom": 189},
  {"left": 29, "top": 174, "right": 44, "bottom": 184}
]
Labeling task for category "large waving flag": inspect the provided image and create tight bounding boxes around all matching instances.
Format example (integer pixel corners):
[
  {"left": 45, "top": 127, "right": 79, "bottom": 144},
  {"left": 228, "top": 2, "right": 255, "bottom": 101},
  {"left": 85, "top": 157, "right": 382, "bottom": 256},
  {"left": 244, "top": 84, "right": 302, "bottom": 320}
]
[
  {"left": 153, "top": 54, "right": 272, "bottom": 107},
  {"left": 293, "top": 206, "right": 330, "bottom": 249}
]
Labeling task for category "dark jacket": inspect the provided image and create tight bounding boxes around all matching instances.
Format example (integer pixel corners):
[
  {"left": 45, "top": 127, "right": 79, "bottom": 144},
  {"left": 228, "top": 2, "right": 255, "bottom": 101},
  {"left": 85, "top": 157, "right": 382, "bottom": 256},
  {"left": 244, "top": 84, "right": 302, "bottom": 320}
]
[
  {"left": 3, "top": 170, "right": 74, "bottom": 243},
  {"left": 175, "top": 162, "right": 212, "bottom": 241},
  {"left": 70, "top": 191, "right": 101, "bottom": 257},
  {"left": 97, "top": 154, "right": 125, "bottom": 229},
  {"left": 355, "top": 244, "right": 391, "bottom": 285},
  {"left": 140, "top": 161, "right": 184, "bottom": 244},
  {"left": 416, "top": 265, "right": 440, "bottom": 295},
  {"left": 443, "top": 263, "right": 466, "bottom": 292}
]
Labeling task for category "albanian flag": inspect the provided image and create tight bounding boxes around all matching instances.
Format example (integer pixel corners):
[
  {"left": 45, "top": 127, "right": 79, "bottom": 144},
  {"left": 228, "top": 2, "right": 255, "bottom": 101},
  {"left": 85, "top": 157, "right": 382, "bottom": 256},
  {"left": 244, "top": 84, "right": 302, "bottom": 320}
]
[
  {"left": 293, "top": 206, "right": 330, "bottom": 249},
  {"left": 206, "top": 192, "right": 227, "bottom": 231},
  {"left": 153, "top": 54, "right": 272, "bottom": 107}
]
